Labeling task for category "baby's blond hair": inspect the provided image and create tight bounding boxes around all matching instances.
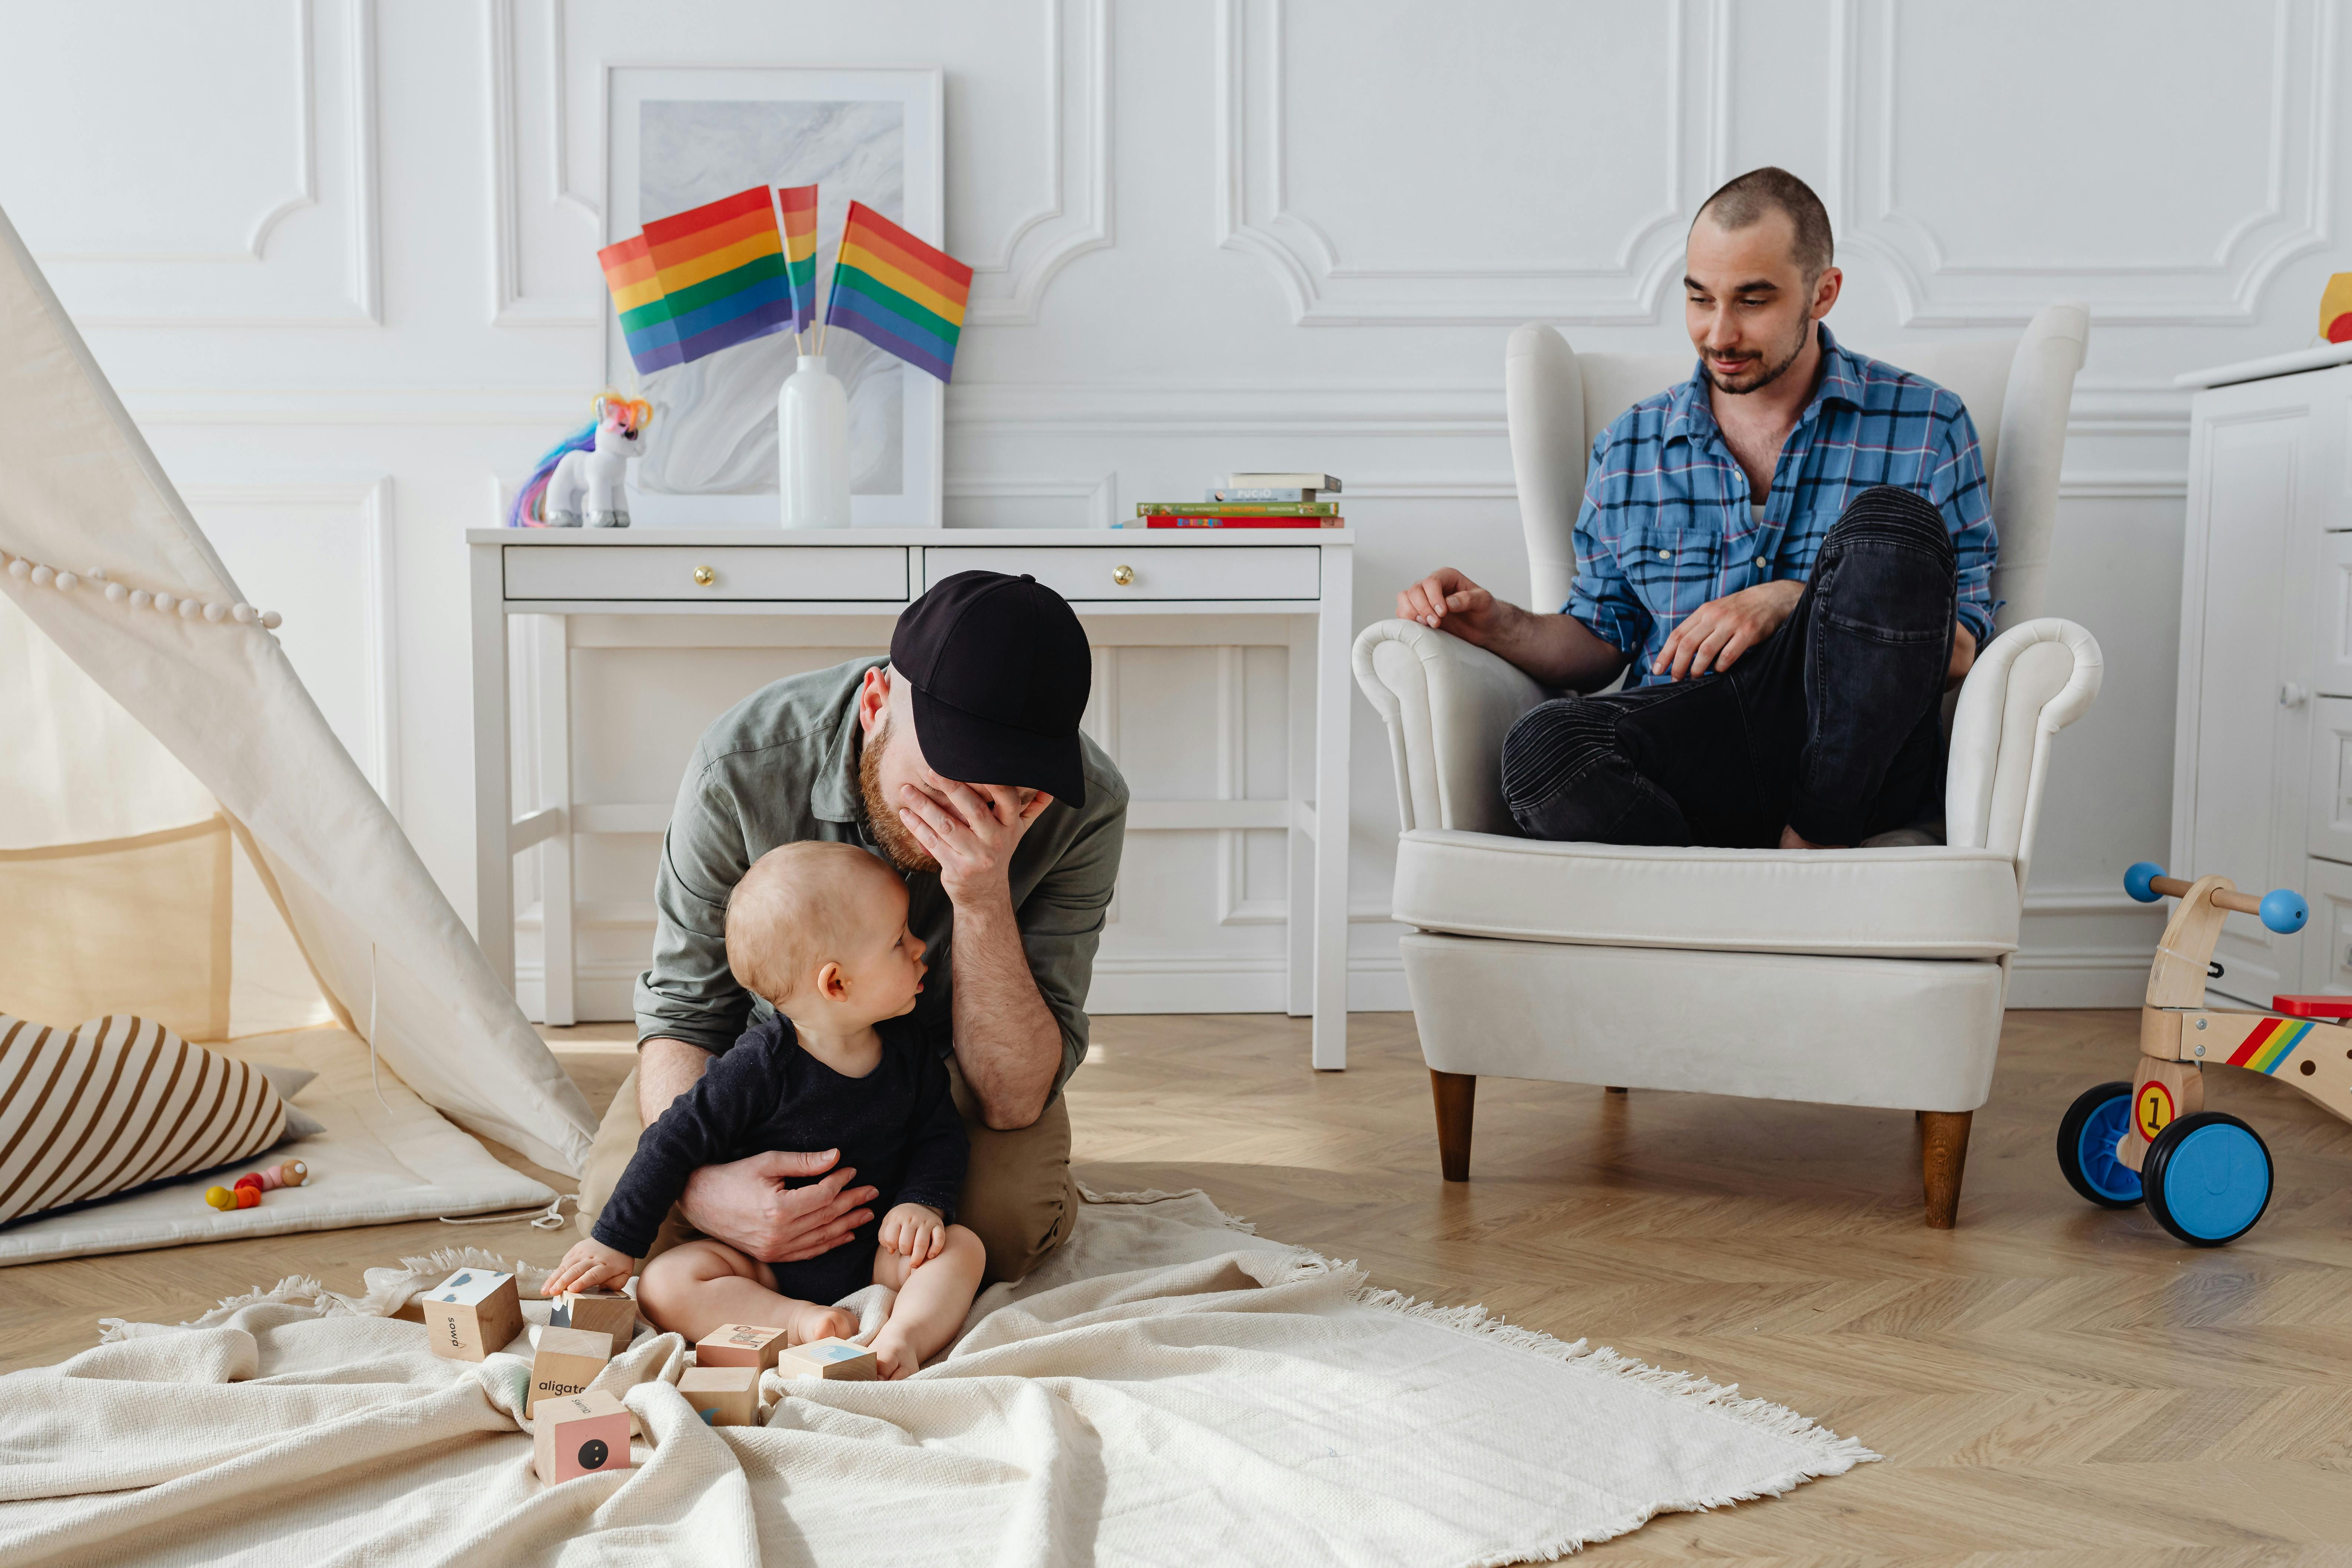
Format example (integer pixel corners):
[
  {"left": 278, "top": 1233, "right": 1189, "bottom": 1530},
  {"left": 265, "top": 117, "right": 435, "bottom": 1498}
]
[{"left": 725, "top": 841, "right": 902, "bottom": 1007}]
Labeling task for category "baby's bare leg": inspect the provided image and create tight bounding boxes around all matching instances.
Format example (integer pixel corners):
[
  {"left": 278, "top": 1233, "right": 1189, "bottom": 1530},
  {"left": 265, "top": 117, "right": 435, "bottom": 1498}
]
[
  {"left": 637, "top": 1239, "right": 856, "bottom": 1346},
  {"left": 867, "top": 1225, "right": 986, "bottom": 1379}
]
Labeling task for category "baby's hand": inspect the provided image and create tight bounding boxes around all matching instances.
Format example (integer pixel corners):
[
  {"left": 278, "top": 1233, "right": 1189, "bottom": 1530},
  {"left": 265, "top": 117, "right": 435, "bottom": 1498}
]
[
  {"left": 544, "top": 1237, "right": 634, "bottom": 1298},
  {"left": 878, "top": 1203, "right": 946, "bottom": 1266}
]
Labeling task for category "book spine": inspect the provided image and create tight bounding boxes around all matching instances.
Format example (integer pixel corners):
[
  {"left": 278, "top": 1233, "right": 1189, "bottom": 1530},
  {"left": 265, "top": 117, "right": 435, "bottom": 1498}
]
[
  {"left": 1228, "top": 474, "right": 1340, "bottom": 493},
  {"left": 1137, "top": 501, "right": 1339, "bottom": 517},
  {"left": 1207, "top": 487, "right": 1314, "bottom": 503},
  {"left": 1142, "top": 517, "right": 1342, "bottom": 528}
]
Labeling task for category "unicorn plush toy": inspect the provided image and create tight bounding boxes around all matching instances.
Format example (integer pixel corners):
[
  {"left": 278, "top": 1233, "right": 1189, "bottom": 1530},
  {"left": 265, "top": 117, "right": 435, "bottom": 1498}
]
[{"left": 509, "top": 394, "right": 653, "bottom": 528}]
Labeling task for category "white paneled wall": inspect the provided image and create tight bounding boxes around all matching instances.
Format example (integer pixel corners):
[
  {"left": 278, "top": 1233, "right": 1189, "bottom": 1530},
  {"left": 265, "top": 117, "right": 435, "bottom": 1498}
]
[{"left": 4, "top": 0, "right": 2341, "bottom": 1014}]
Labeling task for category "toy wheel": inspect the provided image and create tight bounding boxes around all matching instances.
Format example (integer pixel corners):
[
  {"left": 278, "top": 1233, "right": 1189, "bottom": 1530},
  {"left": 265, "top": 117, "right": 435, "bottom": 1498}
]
[
  {"left": 2142, "top": 1112, "right": 2272, "bottom": 1246},
  {"left": 2055, "top": 1081, "right": 2143, "bottom": 1208}
]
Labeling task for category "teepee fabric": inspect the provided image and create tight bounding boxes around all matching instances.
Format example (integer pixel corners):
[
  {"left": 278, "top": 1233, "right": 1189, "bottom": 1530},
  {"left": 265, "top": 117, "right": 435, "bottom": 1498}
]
[{"left": 0, "top": 201, "right": 593, "bottom": 1179}]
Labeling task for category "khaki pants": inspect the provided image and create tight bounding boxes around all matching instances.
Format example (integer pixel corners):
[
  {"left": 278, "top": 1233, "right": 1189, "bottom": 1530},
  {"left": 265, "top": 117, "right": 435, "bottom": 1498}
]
[{"left": 577, "top": 1057, "right": 1078, "bottom": 1287}]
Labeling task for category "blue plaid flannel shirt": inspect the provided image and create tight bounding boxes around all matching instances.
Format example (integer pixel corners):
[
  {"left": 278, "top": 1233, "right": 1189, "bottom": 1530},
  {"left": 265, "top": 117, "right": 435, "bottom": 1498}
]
[{"left": 1565, "top": 325, "right": 1997, "bottom": 688}]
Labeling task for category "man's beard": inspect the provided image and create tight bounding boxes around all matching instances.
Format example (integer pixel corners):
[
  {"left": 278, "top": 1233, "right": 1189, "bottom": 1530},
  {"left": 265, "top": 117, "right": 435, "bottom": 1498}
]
[
  {"left": 859, "top": 717, "right": 940, "bottom": 874},
  {"left": 1705, "top": 316, "right": 1813, "bottom": 395}
]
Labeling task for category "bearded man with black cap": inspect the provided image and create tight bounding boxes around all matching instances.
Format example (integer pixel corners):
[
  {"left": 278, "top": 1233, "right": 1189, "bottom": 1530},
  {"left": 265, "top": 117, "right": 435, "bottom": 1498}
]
[{"left": 577, "top": 571, "right": 1127, "bottom": 1284}]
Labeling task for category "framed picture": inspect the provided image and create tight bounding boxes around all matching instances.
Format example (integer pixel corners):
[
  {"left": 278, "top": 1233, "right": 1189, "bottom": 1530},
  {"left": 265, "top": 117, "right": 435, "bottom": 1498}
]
[{"left": 605, "top": 65, "right": 944, "bottom": 528}]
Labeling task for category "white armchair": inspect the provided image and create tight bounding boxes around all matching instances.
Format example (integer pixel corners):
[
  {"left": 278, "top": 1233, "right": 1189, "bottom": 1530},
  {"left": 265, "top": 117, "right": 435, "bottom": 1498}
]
[{"left": 1353, "top": 305, "right": 2099, "bottom": 1227}]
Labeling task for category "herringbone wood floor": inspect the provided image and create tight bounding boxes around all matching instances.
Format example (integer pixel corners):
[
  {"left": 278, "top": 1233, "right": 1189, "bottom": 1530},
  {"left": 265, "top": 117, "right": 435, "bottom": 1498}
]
[{"left": 7, "top": 1009, "right": 2350, "bottom": 1562}]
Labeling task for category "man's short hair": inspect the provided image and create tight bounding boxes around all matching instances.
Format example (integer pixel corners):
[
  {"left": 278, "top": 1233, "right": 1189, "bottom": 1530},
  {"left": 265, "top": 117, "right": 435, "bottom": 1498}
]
[{"left": 1695, "top": 167, "right": 1833, "bottom": 281}]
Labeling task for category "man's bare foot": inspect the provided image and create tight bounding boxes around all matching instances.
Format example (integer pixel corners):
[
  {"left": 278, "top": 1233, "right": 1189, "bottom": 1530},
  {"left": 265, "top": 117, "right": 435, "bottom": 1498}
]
[
  {"left": 1778, "top": 824, "right": 1845, "bottom": 851},
  {"left": 868, "top": 1326, "right": 923, "bottom": 1381},
  {"left": 784, "top": 1302, "right": 858, "bottom": 1345}
]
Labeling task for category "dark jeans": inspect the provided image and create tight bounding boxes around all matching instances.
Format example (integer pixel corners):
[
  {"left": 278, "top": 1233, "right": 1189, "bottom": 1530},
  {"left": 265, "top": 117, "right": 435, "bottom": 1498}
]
[{"left": 1501, "top": 485, "right": 1957, "bottom": 848}]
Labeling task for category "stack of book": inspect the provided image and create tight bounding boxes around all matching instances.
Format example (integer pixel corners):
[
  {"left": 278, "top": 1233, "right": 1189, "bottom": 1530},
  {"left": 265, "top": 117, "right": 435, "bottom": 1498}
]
[{"left": 1117, "top": 472, "right": 1343, "bottom": 528}]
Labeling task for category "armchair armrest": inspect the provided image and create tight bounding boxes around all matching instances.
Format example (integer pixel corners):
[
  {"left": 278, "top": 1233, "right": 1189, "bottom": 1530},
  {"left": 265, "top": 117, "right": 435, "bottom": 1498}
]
[
  {"left": 1352, "top": 619, "right": 1549, "bottom": 836},
  {"left": 1944, "top": 617, "right": 2103, "bottom": 895}
]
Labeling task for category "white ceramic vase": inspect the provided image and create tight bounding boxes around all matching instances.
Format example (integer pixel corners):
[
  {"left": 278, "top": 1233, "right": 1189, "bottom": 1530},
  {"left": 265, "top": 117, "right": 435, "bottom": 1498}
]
[{"left": 777, "top": 354, "right": 853, "bottom": 528}]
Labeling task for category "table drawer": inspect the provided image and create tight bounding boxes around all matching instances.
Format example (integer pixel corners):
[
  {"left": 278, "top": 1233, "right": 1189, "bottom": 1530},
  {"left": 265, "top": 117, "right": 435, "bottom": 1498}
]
[
  {"left": 504, "top": 546, "right": 908, "bottom": 601},
  {"left": 922, "top": 545, "right": 1319, "bottom": 601}
]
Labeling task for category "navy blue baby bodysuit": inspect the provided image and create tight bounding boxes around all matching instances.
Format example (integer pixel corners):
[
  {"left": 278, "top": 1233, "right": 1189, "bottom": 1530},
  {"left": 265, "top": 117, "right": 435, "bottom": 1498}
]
[{"left": 593, "top": 1014, "right": 967, "bottom": 1306}]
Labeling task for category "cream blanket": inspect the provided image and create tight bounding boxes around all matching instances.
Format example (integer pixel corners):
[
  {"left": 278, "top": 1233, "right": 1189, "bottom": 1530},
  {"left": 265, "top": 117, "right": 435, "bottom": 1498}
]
[{"left": 0, "top": 1190, "right": 1871, "bottom": 1566}]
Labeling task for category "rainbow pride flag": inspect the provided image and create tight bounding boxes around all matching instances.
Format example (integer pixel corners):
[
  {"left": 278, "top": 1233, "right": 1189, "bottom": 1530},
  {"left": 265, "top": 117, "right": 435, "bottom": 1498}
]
[
  {"left": 777, "top": 185, "right": 819, "bottom": 335},
  {"left": 596, "top": 233, "right": 676, "bottom": 372},
  {"left": 825, "top": 201, "right": 973, "bottom": 382},
  {"left": 599, "top": 185, "right": 794, "bottom": 374}
]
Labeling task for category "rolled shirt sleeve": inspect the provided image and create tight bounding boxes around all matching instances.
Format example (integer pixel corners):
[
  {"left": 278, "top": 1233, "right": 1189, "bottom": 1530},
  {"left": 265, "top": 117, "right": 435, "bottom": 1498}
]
[
  {"left": 1561, "top": 435, "right": 1643, "bottom": 657},
  {"left": 1930, "top": 398, "right": 2000, "bottom": 647},
  {"left": 1017, "top": 765, "right": 1126, "bottom": 1094},
  {"left": 632, "top": 758, "right": 759, "bottom": 1055}
]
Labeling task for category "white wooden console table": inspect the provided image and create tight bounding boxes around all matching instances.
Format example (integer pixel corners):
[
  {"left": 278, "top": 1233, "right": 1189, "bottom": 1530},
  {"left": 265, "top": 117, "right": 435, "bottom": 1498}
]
[{"left": 468, "top": 527, "right": 1356, "bottom": 1067}]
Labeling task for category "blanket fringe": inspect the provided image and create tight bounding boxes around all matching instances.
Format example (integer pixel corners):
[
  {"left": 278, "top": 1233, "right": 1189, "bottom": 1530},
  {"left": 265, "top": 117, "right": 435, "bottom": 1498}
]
[
  {"left": 322, "top": 1244, "right": 557, "bottom": 1319},
  {"left": 97, "top": 1274, "right": 335, "bottom": 1342}
]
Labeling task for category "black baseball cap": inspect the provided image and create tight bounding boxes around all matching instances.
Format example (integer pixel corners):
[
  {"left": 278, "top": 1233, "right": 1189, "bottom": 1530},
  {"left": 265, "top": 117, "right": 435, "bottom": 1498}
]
[{"left": 890, "top": 570, "right": 1091, "bottom": 805}]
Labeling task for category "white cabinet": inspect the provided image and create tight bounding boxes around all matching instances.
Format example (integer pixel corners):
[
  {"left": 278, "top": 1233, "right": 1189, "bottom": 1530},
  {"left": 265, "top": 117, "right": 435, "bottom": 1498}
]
[{"left": 2174, "top": 358, "right": 2352, "bottom": 1005}]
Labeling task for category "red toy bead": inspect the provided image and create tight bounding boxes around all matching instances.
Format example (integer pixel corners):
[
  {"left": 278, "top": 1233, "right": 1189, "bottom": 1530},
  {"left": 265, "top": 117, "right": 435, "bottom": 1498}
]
[{"left": 235, "top": 1174, "right": 264, "bottom": 1191}]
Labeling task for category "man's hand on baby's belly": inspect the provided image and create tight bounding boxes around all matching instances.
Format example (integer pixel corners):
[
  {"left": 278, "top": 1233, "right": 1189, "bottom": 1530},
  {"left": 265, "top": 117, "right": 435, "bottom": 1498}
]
[{"left": 678, "top": 1150, "right": 879, "bottom": 1263}]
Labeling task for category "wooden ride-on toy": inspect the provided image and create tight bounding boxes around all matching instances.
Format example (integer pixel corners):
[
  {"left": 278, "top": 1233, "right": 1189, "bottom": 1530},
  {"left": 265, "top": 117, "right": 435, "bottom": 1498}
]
[{"left": 2053, "top": 861, "right": 2345, "bottom": 1245}]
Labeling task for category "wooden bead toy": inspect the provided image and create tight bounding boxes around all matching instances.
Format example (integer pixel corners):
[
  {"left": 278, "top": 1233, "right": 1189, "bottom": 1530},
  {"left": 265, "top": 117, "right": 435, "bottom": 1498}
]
[
  {"left": 693, "top": 1323, "right": 790, "bottom": 1372},
  {"left": 777, "top": 1337, "right": 878, "bottom": 1382},
  {"left": 203, "top": 1186, "right": 235, "bottom": 1210},
  {"left": 532, "top": 1389, "right": 633, "bottom": 1485},
  {"left": 677, "top": 1365, "right": 759, "bottom": 1426},
  {"left": 234, "top": 1185, "right": 259, "bottom": 1209},
  {"left": 526, "top": 1325, "right": 614, "bottom": 1416},
  {"left": 420, "top": 1267, "right": 525, "bottom": 1361},
  {"left": 554, "top": 1289, "right": 637, "bottom": 1345}
]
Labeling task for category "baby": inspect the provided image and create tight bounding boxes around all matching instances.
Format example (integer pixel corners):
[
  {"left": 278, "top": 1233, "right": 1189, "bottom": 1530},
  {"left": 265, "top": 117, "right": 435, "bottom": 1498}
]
[{"left": 546, "top": 841, "right": 984, "bottom": 1380}]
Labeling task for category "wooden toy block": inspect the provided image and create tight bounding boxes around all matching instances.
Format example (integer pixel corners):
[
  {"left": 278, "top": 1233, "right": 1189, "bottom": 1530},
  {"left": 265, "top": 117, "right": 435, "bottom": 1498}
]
[
  {"left": 678, "top": 1365, "right": 759, "bottom": 1426},
  {"left": 777, "top": 1337, "right": 878, "bottom": 1382},
  {"left": 557, "top": 1289, "right": 637, "bottom": 1344},
  {"left": 526, "top": 1325, "right": 614, "bottom": 1415},
  {"left": 532, "top": 1389, "right": 633, "bottom": 1484},
  {"left": 421, "top": 1268, "right": 524, "bottom": 1361},
  {"left": 695, "top": 1323, "right": 790, "bottom": 1372}
]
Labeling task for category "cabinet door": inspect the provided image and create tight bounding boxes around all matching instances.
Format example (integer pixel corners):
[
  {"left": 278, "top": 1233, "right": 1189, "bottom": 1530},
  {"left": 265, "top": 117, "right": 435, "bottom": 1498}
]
[
  {"left": 2300, "top": 857, "right": 2352, "bottom": 996},
  {"left": 2310, "top": 699, "right": 2352, "bottom": 864},
  {"left": 2177, "top": 400, "right": 2320, "bottom": 1007},
  {"left": 2315, "top": 532, "right": 2352, "bottom": 697}
]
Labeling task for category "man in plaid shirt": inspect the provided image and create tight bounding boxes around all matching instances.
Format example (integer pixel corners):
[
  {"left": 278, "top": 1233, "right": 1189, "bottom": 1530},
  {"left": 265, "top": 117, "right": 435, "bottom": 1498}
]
[{"left": 1398, "top": 168, "right": 1991, "bottom": 850}]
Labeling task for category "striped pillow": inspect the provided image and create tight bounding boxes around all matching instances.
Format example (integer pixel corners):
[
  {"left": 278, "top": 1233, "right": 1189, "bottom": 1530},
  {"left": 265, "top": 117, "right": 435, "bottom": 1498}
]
[{"left": 0, "top": 1014, "right": 287, "bottom": 1224}]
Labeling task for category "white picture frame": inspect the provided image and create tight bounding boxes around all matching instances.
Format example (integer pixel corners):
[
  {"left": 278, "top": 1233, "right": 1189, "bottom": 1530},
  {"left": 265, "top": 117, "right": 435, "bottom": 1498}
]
[{"left": 604, "top": 64, "right": 944, "bottom": 529}]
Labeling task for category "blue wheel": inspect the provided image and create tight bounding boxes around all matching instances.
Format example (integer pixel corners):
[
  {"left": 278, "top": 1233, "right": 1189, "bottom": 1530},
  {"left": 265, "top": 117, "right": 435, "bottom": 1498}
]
[
  {"left": 2142, "top": 1112, "right": 2272, "bottom": 1246},
  {"left": 2055, "top": 1081, "right": 2143, "bottom": 1208}
]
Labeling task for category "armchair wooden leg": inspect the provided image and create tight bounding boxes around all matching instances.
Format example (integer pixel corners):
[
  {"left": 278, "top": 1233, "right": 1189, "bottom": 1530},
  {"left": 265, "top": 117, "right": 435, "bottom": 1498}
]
[
  {"left": 1919, "top": 1110, "right": 1972, "bottom": 1229},
  {"left": 1430, "top": 1070, "right": 1476, "bottom": 1182}
]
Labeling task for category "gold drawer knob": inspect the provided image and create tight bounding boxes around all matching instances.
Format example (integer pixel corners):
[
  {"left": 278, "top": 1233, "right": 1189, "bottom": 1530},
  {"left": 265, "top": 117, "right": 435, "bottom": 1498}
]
[
  {"left": 1111, "top": 563, "right": 1134, "bottom": 587},
  {"left": 692, "top": 565, "right": 716, "bottom": 587}
]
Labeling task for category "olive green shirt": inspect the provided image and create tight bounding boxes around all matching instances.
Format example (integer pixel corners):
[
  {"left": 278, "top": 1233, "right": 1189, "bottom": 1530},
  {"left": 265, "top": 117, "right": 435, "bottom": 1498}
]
[{"left": 632, "top": 656, "right": 1128, "bottom": 1096}]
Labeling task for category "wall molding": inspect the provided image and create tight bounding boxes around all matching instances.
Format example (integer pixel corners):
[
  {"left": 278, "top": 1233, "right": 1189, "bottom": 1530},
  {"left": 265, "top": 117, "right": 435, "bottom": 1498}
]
[
  {"left": 944, "top": 472, "right": 1120, "bottom": 524},
  {"left": 176, "top": 478, "right": 401, "bottom": 816},
  {"left": 47, "top": 0, "right": 380, "bottom": 327},
  {"left": 1828, "top": 0, "right": 2339, "bottom": 326},
  {"left": 1215, "top": 0, "right": 1729, "bottom": 325},
  {"left": 29, "top": 0, "right": 318, "bottom": 266},
  {"left": 484, "top": 0, "right": 601, "bottom": 327},
  {"left": 963, "top": 0, "right": 1115, "bottom": 325}
]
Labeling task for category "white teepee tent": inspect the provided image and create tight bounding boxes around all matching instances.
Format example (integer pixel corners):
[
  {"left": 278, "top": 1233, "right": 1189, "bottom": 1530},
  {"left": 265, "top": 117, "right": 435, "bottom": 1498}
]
[{"left": 0, "top": 200, "right": 593, "bottom": 1253}]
